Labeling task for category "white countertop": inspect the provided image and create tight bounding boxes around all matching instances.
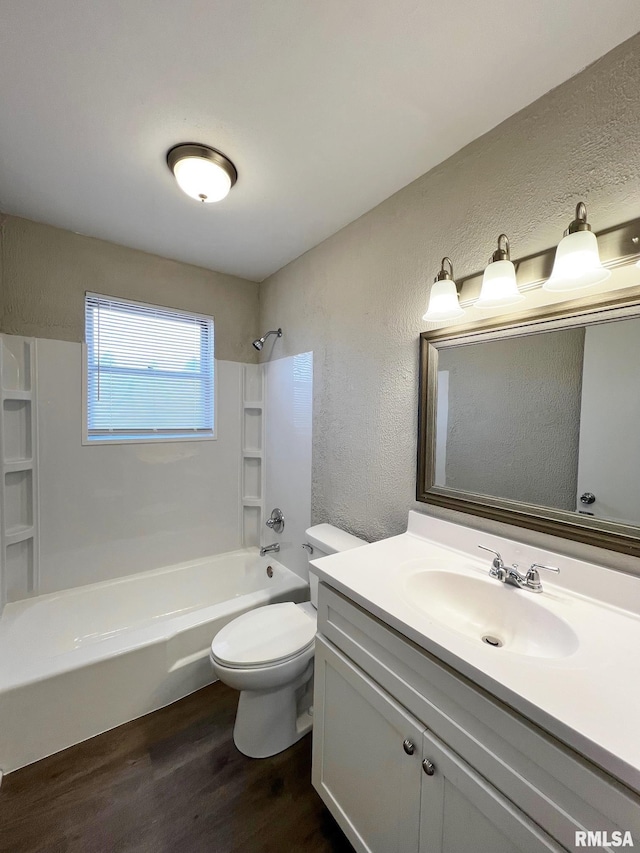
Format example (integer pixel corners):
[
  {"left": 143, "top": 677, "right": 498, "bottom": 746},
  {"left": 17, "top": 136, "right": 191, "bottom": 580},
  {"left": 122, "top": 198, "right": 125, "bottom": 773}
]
[{"left": 311, "top": 511, "right": 640, "bottom": 794}]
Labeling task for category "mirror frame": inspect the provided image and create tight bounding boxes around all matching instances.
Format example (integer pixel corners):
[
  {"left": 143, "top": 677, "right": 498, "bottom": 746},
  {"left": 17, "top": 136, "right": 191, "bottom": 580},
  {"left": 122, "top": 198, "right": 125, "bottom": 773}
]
[{"left": 417, "top": 287, "right": 640, "bottom": 558}]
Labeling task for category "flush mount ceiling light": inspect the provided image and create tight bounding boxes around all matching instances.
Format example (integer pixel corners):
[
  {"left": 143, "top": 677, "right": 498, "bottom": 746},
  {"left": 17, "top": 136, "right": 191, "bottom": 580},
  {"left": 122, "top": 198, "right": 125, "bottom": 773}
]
[
  {"left": 423, "top": 257, "right": 464, "bottom": 322},
  {"left": 167, "top": 143, "right": 238, "bottom": 203},
  {"left": 544, "top": 202, "right": 610, "bottom": 292},
  {"left": 476, "top": 234, "right": 524, "bottom": 309}
]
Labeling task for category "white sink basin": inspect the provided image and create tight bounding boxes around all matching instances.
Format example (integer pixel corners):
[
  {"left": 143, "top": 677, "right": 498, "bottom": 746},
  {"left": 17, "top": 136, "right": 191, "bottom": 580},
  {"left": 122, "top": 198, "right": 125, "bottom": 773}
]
[{"left": 403, "top": 570, "right": 579, "bottom": 659}]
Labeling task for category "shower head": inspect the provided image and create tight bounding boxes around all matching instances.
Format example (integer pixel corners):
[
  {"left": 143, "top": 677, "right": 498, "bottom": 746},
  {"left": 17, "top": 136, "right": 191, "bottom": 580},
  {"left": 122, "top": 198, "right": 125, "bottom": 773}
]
[{"left": 252, "top": 328, "right": 282, "bottom": 351}]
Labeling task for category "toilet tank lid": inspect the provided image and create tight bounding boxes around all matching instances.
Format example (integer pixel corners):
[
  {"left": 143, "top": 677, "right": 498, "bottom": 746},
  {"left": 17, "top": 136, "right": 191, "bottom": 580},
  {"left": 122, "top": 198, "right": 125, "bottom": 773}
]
[{"left": 305, "top": 523, "right": 367, "bottom": 554}]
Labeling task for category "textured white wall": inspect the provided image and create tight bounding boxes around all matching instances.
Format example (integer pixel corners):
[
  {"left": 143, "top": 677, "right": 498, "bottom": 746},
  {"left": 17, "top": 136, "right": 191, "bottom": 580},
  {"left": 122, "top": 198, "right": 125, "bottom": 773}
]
[
  {"left": 259, "top": 34, "right": 640, "bottom": 572},
  {"left": 0, "top": 215, "right": 260, "bottom": 363}
]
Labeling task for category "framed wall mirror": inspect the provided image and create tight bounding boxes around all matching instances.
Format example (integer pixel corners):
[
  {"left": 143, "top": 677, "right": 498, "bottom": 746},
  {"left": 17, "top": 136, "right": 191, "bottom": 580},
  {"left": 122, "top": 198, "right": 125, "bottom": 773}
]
[{"left": 417, "top": 288, "right": 640, "bottom": 557}]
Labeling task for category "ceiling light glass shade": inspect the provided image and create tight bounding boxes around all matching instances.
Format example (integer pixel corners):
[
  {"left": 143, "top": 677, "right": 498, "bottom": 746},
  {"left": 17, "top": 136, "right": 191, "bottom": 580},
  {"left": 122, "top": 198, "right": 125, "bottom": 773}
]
[
  {"left": 544, "top": 202, "right": 610, "bottom": 292},
  {"left": 167, "top": 144, "right": 237, "bottom": 203},
  {"left": 476, "top": 259, "right": 524, "bottom": 308},
  {"left": 173, "top": 157, "right": 231, "bottom": 202},
  {"left": 476, "top": 234, "right": 524, "bottom": 309},
  {"left": 423, "top": 280, "right": 464, "bottom": 321},
  {"left": 544, "top": 229, "right": 610, "bottom": 291}
]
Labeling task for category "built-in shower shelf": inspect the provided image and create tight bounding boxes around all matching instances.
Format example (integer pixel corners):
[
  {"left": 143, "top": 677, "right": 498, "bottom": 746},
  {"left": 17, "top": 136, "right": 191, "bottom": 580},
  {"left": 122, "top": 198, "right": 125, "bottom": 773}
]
[
  {"left": 1, "top": 334, "right": 39, "bottom": 610},
  {"left": 4, "top": 459, "right": 34, "bottom": 473},
  {"left": 241, "top": 364, "right": 265, "bottom": 549},
  {"left": 1, "top": 390, "right": 32, "bottom": 401},
  {"left": 242, "top": 497, "right": 262, "bottom": 507},
  {"left": 6, "top": 525, "right": 35, "bottom": 545}
]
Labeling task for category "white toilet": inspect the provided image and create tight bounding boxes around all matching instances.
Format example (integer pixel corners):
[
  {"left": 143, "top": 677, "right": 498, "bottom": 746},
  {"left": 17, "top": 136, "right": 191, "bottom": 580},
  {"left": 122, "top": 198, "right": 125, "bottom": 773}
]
[{"left": 209, "top": 523, "right": 366, "bottom": 758}]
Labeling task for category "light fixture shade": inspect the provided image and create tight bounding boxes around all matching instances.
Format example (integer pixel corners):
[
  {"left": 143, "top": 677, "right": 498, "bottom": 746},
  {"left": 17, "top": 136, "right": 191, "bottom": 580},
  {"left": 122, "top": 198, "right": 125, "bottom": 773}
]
[
  {"left": 423, "top": 279, "right": 464, "bottom": 322},
  {"left": 476, "top": 260, "right": 524, "bottom": 308},
  {"left": 476, "top": 235, "right": 524, "bottom": 309},
  {"left": 544, "top": 202, "right": 610, "bottom": 292},
  {"left": 544, "top": 229, "right": 610, "bottom": 291},
  {"left": 167, "top": 144, "right": 237, "bottom": 203}
]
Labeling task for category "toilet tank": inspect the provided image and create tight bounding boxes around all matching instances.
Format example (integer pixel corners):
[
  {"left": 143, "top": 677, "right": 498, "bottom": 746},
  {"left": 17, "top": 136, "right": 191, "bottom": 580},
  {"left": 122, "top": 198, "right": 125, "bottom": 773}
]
[{"left": 305, "top": 523, "right": 366, "bottom": 607}]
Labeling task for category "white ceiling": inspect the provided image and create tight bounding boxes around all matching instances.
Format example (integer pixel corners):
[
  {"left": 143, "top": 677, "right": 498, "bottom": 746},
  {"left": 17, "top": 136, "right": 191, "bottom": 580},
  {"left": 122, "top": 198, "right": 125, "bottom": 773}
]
[{"left": 1, "top": 2, "right": 639, "bottom": 282}]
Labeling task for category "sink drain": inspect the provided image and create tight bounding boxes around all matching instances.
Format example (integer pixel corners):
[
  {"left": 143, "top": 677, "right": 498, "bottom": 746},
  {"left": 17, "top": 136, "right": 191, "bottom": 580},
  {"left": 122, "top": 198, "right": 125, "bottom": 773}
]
[{"left": 482, "top": 634, "right": 503, "bottom": 648}]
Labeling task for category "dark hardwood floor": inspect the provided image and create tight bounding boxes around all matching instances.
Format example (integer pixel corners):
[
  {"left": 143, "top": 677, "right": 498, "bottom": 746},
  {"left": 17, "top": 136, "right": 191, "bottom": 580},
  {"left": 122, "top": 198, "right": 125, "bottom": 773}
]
[{"left": 0, "top": 682, "right": 354, "bottom": 853}]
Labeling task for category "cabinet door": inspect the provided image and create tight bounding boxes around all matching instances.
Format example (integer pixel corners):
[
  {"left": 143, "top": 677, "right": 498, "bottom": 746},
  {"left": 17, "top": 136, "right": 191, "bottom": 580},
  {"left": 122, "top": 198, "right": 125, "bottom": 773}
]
[
  {"left": 419, "top": 730, "right": 562, "bottom": 853},
  {"left": 313, "top": 637, "right": 424, "bottom": 853}
]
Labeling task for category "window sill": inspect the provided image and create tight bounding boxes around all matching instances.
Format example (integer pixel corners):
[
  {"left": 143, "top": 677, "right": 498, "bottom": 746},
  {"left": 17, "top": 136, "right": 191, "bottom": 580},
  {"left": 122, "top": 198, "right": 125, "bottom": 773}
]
[{"left": 82, "top": 432, "right": 217, "bottom": 446}]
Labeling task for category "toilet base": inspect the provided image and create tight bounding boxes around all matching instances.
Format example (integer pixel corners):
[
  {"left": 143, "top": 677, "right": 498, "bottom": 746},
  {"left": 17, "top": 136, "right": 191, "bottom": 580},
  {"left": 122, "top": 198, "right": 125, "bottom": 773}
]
[{"left": 233, "top": 661, "right": 314, "bottom": 758}]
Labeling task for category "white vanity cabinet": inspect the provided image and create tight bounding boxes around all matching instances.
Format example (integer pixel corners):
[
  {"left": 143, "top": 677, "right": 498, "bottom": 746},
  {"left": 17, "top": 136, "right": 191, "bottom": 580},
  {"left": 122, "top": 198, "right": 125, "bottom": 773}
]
[
  {"left": 314, "top": 638, "right": 558, "bottom": 853},
  {"left": 418, "top": 726, "right": 557, "bottom": 853},
  {"left": 313, "top": 637, "right": 423, "bottom": 852},
  {"left": 312, "top": 583, "right": 640, "bottom": 853}
]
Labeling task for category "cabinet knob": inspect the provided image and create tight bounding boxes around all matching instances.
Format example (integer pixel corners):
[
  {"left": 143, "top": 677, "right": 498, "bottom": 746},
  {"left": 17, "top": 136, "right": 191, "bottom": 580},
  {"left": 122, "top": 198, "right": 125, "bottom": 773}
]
[
  {"left": 402, "top": 738, "right": 415, "bottom": 755},
  {"left": 422, "top": 758, "right": 436, "bottom": 776}
]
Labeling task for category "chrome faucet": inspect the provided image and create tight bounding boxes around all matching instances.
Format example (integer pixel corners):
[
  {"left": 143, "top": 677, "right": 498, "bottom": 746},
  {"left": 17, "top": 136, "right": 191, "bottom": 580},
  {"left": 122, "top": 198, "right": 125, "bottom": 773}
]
[
  {"left": 478, "top": 545, "right": 559, "bottom": 593},
  {"left": 260, "top": 542, "right": 280, "bottom": 557}
]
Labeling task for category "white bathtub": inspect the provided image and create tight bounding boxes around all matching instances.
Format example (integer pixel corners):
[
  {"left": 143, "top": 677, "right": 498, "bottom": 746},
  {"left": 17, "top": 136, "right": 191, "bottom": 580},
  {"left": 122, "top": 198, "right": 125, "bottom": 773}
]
[{"left": 0, "top": 549, "right": 308, "bottom": 773}]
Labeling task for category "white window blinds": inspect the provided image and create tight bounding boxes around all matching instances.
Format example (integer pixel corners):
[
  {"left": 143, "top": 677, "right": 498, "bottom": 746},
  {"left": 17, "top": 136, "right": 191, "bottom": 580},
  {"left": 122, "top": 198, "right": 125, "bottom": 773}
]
[{"left": 85, "top": 294, "right": 214, "bottom": 441}]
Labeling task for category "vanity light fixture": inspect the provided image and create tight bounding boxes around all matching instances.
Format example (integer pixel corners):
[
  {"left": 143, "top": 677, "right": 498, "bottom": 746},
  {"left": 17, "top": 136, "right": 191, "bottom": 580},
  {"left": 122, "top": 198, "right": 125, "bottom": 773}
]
[
  {"left": 543, "top": 202, "right": 610, "bottom": 291},
  {"left": 167, "top": 143, "right": 238, "bottom": 203},
  {"left": 475, "top": 234, "right": 524, "bottom": 309},
  {"left": 421, "top": 205, "right": 640, "bottom": 328},
  {"left": 422, "top": 258, "right": 464, "bottom": 322}
]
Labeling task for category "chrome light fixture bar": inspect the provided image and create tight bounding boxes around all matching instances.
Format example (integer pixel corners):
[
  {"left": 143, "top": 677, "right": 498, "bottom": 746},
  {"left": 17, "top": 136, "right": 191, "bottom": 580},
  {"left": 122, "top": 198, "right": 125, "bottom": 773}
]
[{"left": 453, "top": 210, "right": 640, "bottom": 310}]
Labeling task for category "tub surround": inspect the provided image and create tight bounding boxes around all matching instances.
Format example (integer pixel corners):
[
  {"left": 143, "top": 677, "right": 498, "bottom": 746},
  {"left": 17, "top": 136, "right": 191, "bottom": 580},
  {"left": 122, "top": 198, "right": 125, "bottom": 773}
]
[
  {"left": 33, "top": 339, "right": 247, "bottom": 593},
  {"left": 311, "top": 511, "right": 640, "bottom": 794},
  {"left": 263, "top": 352, "right": 313, "bottom": 581},
  {"left": 0, "top": 549, "right": 307, "bottom": 773},
  {"left": 0, "top": 332, "right": 316, "bottom": 601}
]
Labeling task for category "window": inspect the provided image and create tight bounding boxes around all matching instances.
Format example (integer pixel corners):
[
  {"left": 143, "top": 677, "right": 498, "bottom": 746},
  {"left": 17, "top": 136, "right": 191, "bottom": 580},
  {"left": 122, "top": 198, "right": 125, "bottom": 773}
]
[{"left": 84, "top": 293, "right": 214, "bottom": 443}]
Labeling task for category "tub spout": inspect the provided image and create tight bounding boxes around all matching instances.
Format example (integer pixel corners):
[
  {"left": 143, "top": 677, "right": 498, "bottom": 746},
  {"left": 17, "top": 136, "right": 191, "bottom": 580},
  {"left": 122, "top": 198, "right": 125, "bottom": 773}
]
[{"left": 260, "top": 543, "right": 280, "bottom": 556}]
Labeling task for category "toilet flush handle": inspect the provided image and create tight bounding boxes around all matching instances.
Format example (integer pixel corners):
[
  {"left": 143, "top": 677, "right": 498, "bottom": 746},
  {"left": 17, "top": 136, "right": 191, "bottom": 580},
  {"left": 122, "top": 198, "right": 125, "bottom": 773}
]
[{"left": 302, "top": 542, "right": 314, "bottom": 554}]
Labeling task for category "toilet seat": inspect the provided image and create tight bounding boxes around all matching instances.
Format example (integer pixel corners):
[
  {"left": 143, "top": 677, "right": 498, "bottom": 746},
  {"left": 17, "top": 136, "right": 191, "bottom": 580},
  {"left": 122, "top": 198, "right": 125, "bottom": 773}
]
[{"left": 210, "top": 602, "right": 316, "bottom": 669}]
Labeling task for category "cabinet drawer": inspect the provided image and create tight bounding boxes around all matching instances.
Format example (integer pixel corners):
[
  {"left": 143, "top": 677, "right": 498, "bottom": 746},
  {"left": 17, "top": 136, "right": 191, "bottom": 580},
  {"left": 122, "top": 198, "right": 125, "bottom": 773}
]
[{"left": 317, "top": 582, "right": 640, "bottom": 850}]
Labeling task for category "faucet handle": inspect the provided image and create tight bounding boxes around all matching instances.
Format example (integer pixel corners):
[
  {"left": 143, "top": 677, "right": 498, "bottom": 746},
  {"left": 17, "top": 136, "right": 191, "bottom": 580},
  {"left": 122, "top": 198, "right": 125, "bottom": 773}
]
[
  {"left": 478, "top": 544, "right": 503, "bottom": 567},
  {"left": 478, "top": 545, "right": 506, "bottom": 580},
  {"left": 525, "top": 562, "right": 560, "bottom": 592},
  {"left": 529, "top": 562, "right": 560, "bottom": 575}
]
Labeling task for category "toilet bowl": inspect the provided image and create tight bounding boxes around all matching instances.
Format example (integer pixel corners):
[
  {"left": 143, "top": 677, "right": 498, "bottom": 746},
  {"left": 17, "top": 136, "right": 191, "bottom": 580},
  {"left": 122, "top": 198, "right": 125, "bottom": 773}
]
[{"left": 210, "top": 524, "right": 366, "bottom": 758}]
